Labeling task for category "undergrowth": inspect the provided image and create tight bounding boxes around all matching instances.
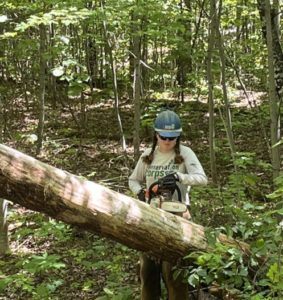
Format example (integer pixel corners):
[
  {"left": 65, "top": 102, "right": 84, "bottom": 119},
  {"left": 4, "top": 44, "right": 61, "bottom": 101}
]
[
  {"left": 0, "top": 99, "right": 282, "bottom": 299},
  {"left": 189, "top": 154, "right": 283, "bottom": 299},
  {"left": 0, "top": 211, "right": 139, "bottom": 299}
]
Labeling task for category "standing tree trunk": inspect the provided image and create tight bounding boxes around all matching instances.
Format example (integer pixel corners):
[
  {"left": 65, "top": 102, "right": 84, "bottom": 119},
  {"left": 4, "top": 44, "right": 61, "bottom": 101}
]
[
  {"left": 132, "top": 2, "right": 142, "bottom": 162},
  {"left": 207, "top": 0, "right": 218, "bottom": 183},
  {"left": 218, "top": 32, "right": 236, "bottom": 158},
  {"left": 216, "top": 0, "right": 236, "bottom": 163},
  {"left": 258, "top": 0, "right": 282, "bottom": 179},
  {"left": 175, "top": 0, "right": 193, "bottom": 102},
  {"left": 0, "top": 198, "right": 9, "bottom": 255},
  {"left": 141, "top": 18, "right": 148, "bottom": 93},
  {"left": 0, "top": 82, "right": 8, "bottom": 255},
  {"left": 0, "top": 78, "right": 8, "bottom": 255},
  {"left": 49, "top": 23, "right": 58, "bottom": 109},
  {"left": 36, "top": 24, "right": 46, "bottom": 156},
  {"left": 84, "top": 1, "right": 97, "bottom": 92},
  {"left": 101, "top": 0, "right": 126, "bottom": 150},
  {"left": 264, "top": 0, "right": 281, "bottom": 179},
  {"left": 0, "top": 144, "right": 251, "bottom": 263}
]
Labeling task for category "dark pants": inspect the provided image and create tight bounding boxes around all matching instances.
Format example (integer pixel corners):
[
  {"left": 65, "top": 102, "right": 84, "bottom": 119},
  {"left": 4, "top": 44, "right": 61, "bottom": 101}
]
[{"left": 140, "top": 253, "right": 189, "bottom": 300}]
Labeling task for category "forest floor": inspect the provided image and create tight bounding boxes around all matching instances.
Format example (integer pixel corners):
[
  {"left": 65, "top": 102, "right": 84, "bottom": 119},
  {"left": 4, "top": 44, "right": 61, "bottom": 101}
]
[{"left": 0, "top": 93, "right": 275, "bottom": 299}]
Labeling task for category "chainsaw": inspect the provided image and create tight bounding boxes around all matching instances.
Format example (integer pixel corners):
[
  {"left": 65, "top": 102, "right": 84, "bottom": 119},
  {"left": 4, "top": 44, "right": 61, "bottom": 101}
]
[{"left": 146, "top": 177, "right": 187, "bottom": 214}]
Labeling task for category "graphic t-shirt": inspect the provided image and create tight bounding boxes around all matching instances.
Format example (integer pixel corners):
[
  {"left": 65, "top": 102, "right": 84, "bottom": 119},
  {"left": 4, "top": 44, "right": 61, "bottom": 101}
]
[
  {"left": 145, "top": 149, "right": 182, "bottom": 186},
  {"left": 129, "top": 145, "right": 207, "bottom": 205}
]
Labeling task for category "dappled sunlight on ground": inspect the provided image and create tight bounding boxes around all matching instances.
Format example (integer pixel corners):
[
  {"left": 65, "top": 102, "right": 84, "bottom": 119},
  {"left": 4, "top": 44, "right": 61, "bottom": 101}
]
[{"left": 0, "top": 91, "right": 275, "bottom": 299}]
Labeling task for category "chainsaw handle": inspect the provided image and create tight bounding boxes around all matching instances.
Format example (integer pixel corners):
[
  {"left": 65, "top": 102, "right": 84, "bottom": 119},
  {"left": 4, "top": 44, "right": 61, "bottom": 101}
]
[{"left": 148, "top": 181, "right": 182, "bottom": 204}]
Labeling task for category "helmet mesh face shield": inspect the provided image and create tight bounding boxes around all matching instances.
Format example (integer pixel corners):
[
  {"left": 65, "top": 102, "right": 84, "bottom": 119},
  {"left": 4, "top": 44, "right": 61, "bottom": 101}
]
[{"left": 154, "top": 110, "right": 182, "bottom": 138}]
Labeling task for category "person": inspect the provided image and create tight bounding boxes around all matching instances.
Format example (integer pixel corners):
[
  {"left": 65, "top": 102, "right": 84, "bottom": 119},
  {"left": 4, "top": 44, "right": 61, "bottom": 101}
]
[{"left": 129, "top": 109, "right": 207, "bottom": 300}]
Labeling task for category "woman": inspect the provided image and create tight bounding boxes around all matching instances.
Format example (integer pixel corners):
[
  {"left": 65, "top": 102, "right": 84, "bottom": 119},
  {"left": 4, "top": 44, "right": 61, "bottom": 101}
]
[{"left": 129, "top": 110, "right": 207, "bottom": 300}]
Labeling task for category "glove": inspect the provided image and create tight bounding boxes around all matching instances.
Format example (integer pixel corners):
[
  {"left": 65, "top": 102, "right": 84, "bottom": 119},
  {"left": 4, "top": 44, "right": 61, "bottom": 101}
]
[
  {"left": 137, "top": 189, "right": 146, "bottom": 202},
  {"left": 160, "top": 173, "right": 179, "bottom": 190}
]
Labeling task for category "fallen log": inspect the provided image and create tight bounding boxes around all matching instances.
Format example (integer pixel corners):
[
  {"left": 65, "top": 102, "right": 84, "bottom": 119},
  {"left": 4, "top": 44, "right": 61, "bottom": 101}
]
[{"left": 0, "top": 144, "right": 250, "bottom": 262}]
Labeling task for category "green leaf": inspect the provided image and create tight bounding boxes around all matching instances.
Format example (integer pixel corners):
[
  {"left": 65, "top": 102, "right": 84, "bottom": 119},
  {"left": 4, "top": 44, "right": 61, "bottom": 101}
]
[
  {"left": 257, "top": 279, "right": 270, "bottom": 287},
  {"left": 67, "top": 85, "right": 83, "bottom": 96},
  {"left": 239, "top": 267, "right": 248, "bottom": 276},
  {"left": 1, "top": 31, "right": 18, "bottom": 39},
  {"left": 59, "top": 35, "right": 70, "bottom": 44},
  {"left": 196, "top": 268, "right": 207, "bottom": 277},
  {"left": 47, "top": 279, "right": 64, "bottom": 292},
  {"left": 62, "top": 58, "right": 80, "bottom": 67},
  {"left": 267, "top": 188, "right": 283, "bottom": 199},
  {"left": 103, "top": 287, "right": 114, "bottom": 295},
  {"left": 82, "top": 279, "right": 93, "bottom": 291},
  {"left": 0, "top": 277, "right": 11, "bottom": 292},
  {"left": 271, "top": 138, "right": 283, "bottom": 148},
  {"left": 23, "top": 254, "right": 65, "bottom": 274},
  {"left": 223, "top": 261, "right": 234, "bottom": 269},
  {"left": 250, "top": 294, "right": 266, "bottom": 300},
  {"left": 172, "top": 269, "right": 182, "bottom": 281},
  {"left": 243, "top": 202, "right": 255, "bottom": 210},
  {"left": 188, "top": 273, "right": 199, "bottom": 287},
  {"left": 0, "top": 15, "right": 8, "bottom": 23},
  {"left": 35, "top": 283, "right": 50, "bottom": 297},
  {"left": 52, "top": 66, "right": 64, "bottom": 77},
  {"left": 267, "top": 263, "right": 280, "bottom": 283}
]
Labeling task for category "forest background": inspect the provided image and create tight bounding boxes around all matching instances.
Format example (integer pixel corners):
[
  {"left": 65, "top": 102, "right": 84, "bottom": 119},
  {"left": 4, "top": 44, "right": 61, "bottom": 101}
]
[{"left": 0, "top": 0, "right": 282, "bottom": 299}]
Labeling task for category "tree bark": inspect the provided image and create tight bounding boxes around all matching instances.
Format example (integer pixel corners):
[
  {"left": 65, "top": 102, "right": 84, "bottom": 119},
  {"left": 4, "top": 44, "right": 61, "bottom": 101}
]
[
  {"left": 264, "top": 0, "right": 281, "bottom": 179},
  {"left": 132, "top": 1, "right": 142, "bottom": 162},
  {"left": 101, "top": 0, "right": 126, "bottom": 150},
  {"left": 175, "top": 0, "right": 193, "bottom": 102},
  {"left": 0, "top": 198, "right": 9, "bottom": 255},
  {"left": 216, "top": 0, "right": 236, "bottom": 163},
  {"left": 257, "top": 0, "right": 282, "bottom": 179},
  {"left": 0, "top": 144, "right": 250, "bottom": 263},
  {"left": 36, "top": 23, "right": 46, "bottom": 156},
  {"left": 207, "top": 0, "right": 218, "bottom": 183}
]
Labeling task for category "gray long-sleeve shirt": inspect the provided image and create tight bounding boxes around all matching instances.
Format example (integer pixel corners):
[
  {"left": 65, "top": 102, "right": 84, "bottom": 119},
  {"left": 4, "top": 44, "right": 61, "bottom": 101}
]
[{"left": 129, "top": 145, "right": 207, "bottom": 205}]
